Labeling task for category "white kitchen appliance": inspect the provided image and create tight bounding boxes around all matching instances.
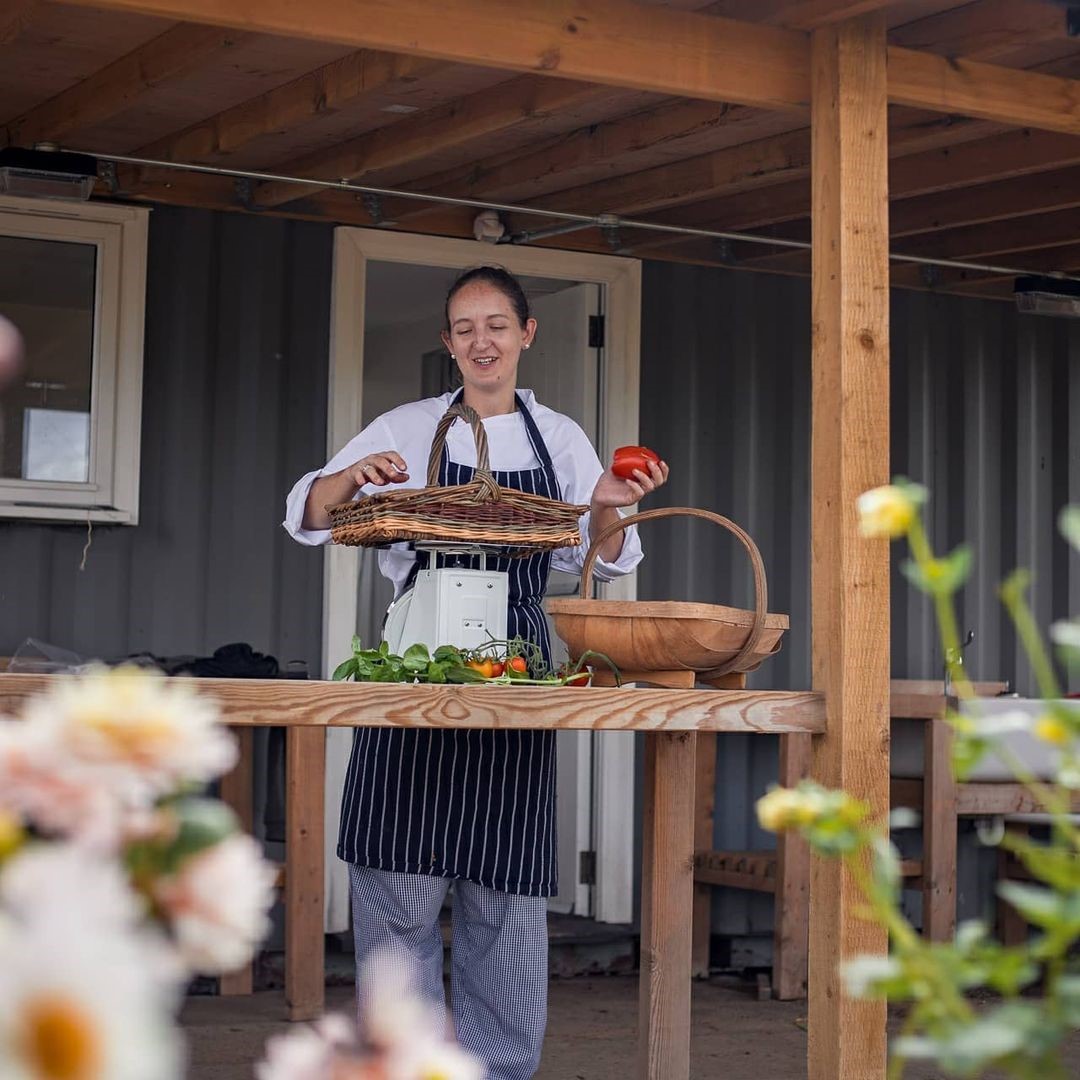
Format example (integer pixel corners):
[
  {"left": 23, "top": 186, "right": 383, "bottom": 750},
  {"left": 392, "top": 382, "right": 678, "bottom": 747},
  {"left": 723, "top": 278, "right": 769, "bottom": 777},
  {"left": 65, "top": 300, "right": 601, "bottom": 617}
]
[{"left": 383, "top": 543, "right": 510, "bottom": 655}]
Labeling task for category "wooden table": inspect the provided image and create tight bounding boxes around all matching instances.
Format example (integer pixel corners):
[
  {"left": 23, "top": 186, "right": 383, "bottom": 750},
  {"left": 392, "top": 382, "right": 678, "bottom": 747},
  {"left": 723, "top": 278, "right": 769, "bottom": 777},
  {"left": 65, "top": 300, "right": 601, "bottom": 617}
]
[{"left": 0, "top": 673, "right": 825, "bottom": 1079}]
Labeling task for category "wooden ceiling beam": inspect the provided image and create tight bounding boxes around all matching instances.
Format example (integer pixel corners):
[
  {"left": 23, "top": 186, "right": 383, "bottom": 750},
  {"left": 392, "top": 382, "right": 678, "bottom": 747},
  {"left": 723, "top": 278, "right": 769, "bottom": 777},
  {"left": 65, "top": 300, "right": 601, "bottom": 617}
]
[
  {"left": 0, "top": 0, "right": 37, "bottom": 46},
  {"left": 132, "top": 50, "right": 447, "bottom": 165},
  {"left": 888, "top": 48, "right": 1080, "bottom": 135},
  {"left": 1, "top": 22, "right": 251, "bottom": 148},
  {"left": 57, "top": 0, "right": 1080, "bottom": 132},
  {"left": 250, "top": 75, "right": 617, "bottom": 209},
  {"left": 57, "top": 0, "right": 814, "bottom": 113}
]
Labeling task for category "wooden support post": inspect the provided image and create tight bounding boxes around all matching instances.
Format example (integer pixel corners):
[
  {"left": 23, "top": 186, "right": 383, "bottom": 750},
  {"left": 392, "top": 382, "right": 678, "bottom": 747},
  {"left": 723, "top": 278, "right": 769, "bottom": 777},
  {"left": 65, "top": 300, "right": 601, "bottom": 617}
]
[
  {"left": 922, "top": 716, "right": 958, "bottom": 940},
  {"left": 774, "top": 733, "right": 812, "bottom": 1000},
  {"left": 692, "top": 731, "right": 717, "bottom": 979},
  {"left": 285, "top": 726, "right": 326, "bottom": 1022},
  {"left": 809, "top": 13, "right": 891, "bottom": 1080},
  {"left": 639, "top": 731, "right": 697, "bottom": 1080},
  {"left": 218, "top": 727, "right": 255, "bottom": 996}
]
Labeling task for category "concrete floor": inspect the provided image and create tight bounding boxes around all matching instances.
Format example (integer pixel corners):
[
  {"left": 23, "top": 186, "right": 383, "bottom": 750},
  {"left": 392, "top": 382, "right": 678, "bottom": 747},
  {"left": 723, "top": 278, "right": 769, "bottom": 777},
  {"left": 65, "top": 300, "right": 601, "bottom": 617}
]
[{"left": 180, "top": 976, "right": 1080, "bottom": 1080}]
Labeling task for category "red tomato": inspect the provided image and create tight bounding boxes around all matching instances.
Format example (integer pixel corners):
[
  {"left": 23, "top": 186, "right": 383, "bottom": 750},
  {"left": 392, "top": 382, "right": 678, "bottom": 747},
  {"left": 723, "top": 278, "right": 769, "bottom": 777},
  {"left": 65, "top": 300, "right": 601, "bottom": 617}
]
[
  {"left": 564, "top": 671, "right": 591, "bottom": 688},
  {"left": 611, "top": 445, "right": 661, "bottom": 480},
  {"left": 490, "top": 660, "right": 505, "bottom": 678},
  {"left": 507, "top": 656, "right": 529, "bottom": 676}
]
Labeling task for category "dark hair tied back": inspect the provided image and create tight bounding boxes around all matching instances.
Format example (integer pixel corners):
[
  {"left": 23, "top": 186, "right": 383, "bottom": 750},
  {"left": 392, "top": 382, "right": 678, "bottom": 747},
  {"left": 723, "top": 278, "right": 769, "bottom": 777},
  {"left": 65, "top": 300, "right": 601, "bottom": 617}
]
[{"left": 444, "top": 265, "right": 531, "bottom": 330}]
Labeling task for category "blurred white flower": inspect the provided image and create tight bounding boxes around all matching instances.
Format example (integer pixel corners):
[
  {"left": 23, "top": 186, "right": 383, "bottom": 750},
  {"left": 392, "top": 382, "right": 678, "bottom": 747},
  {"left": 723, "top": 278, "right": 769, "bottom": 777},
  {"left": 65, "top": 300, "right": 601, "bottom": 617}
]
[
  {"left": 0, "top": 723, "right": 123, "bottom": 848},
  {"left": 0, "top": 906, "right": 184, "bottom": 1080},
  {"left": 1, "top": 843, "right": 145, "bottom": 931},
  {"left": 360, "top": 951, "right": 446, "bottom": 1051},
  {"left": 841, "top": 954, "right": 902, "bottom": 998},
  {"left": 856, "top": 483, "right": 924, "bottom": 539},
  {"left": 20, "top": 665, "right": 236, "bottom": 803},
  {"left": 152, "top": 833, "right": 277, "bottom": 974},
  {"left": 256, "top": 1015, "right": 357, "bottom": 1080},
  {"left": 383, "top": 1038, "right": 484, "bottom": 1080}
]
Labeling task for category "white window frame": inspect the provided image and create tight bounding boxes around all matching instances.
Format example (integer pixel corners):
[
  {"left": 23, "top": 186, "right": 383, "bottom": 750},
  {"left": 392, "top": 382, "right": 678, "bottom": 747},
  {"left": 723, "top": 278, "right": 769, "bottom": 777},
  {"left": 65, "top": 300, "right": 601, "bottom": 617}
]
[{"left": 0, "top": 194, "right": 148, "bottom": 524}]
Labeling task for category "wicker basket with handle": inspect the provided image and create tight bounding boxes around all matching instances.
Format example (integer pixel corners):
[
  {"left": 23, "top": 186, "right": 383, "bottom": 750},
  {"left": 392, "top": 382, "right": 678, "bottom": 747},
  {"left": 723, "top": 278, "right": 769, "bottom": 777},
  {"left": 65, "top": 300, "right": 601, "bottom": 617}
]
[
  {"left": 327, "top": 401, "right": 589, "bottom": 549},
  {"left": 547, "top": 506, "right": 789, "bottom": 683}
]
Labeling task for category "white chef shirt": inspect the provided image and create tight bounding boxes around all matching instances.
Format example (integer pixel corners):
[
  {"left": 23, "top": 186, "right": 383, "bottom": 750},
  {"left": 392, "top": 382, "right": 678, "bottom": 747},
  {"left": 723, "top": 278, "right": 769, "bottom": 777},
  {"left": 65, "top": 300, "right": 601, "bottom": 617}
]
[{"left": 283, "top": 389, "right": 643, "bottom": 597}]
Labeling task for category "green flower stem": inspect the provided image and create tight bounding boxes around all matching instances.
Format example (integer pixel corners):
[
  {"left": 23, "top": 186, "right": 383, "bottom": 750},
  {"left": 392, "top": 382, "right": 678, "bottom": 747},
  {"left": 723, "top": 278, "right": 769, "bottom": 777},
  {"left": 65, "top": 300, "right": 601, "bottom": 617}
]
[
  {"left": 888, "top": 1008, "right": 921, "bottom": 1080},
  {"left": 999, "top": 578, "right": 1062, "bottom": 701},
  {"left": 906, "top": 518, "right": 975, "bottom": 702},
  {"left": 991, "top": 743, "right": 1073, "bottom": 829}
]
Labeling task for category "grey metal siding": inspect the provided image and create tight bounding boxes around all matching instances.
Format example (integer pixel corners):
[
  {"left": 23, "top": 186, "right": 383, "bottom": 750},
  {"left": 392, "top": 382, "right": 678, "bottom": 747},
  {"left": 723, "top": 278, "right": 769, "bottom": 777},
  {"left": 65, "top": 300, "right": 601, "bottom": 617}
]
[
  {"left": 0, "top": 206, "right": 332, "bottom": 671},
  {"left": 639, "top": 262, "right": 1080, "bottom": 938}
]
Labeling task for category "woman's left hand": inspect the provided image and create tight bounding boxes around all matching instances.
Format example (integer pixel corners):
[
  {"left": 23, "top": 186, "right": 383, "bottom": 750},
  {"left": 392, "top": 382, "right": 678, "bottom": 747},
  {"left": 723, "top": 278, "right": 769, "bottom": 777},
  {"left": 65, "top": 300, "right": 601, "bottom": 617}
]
[{"left": 590, "top": 458, "right": 669, "bottom": 509}]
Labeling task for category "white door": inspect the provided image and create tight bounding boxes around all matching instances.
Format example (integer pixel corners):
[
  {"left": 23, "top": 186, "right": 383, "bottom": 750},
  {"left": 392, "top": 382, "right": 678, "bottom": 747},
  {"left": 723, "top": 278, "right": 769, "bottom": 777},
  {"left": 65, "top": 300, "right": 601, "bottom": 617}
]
[{"left": 528, "top": 283, "right": 602, "bottom": 917}]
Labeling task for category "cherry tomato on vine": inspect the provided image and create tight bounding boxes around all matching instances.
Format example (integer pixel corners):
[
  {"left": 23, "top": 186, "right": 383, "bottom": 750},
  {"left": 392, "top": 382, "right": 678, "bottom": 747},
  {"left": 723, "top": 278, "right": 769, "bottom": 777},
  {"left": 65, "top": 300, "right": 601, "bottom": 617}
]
[
  {"left": 611, "top": 445, "right": 661, "bottom": 481},
  {"left": 466, "top": 658, "right": 498, "bottom": 679},
  {"left": 507, "top": 656, "right": 529, "bottom": 677}
]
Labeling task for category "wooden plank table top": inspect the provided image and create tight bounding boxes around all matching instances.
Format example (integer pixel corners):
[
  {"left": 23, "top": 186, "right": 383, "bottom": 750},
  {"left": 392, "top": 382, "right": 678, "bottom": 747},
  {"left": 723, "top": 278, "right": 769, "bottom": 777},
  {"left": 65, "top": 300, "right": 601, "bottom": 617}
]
[{"left": 0, "top": 673, "right": 826, "bottom": 734}]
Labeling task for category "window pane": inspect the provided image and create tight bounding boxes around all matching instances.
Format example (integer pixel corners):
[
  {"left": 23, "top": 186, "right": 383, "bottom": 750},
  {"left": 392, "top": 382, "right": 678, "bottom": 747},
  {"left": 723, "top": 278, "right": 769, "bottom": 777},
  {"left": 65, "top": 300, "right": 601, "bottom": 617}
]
[{"left": 0, "top": 235, "right": 96, "bottom": 483}]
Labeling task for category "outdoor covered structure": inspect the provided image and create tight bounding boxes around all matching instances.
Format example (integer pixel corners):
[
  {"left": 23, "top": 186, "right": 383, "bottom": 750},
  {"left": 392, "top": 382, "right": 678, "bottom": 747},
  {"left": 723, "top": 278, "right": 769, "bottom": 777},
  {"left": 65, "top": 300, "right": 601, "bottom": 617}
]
[{"left": 2, "top": 2, "right": 1080, "bottom": 1078}]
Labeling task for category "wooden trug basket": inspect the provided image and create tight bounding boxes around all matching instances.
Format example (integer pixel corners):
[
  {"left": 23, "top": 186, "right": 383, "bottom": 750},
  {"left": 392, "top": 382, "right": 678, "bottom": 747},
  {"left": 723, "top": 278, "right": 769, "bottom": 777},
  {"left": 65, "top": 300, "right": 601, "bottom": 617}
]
[
  {"left": 327, "top": 402, "right": 588, "bottom": 550},
  {"left": 547, "top": 507, "right": 789, "bottom": 688}
]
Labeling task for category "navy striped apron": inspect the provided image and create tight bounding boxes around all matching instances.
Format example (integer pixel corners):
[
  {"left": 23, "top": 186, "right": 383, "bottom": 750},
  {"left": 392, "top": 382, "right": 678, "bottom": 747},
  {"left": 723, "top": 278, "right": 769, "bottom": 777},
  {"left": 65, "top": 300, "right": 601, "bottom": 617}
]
[{"left": 336, "top": 391, "right": 560, "bottom": 896}]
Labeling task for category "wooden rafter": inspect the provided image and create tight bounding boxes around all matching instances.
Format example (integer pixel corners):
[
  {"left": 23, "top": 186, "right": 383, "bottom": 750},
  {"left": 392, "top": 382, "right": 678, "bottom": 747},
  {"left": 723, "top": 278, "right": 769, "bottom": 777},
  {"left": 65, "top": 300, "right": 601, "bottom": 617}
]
[
  {"left": 888, "top": 0, "right": 1065, "bottom": 63},
  {"left": 132, "top": 50, "right": 447, "bottom": 164},
  {"left": 0, "top": 0, "right": 37, "bottom": 46},
  {"left": 1, "top": 22, "right": 251, "bottom": 149},
  {"left": 251, "top": 75, "right": 617, "bottom": 208}
]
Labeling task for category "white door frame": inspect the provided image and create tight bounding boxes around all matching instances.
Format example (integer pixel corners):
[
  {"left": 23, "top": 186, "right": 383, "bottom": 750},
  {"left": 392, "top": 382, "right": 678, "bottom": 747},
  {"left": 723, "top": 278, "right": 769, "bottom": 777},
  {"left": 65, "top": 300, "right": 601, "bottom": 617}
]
[{"left": 324, "top": 226, "right": 640, "bottom": 924}]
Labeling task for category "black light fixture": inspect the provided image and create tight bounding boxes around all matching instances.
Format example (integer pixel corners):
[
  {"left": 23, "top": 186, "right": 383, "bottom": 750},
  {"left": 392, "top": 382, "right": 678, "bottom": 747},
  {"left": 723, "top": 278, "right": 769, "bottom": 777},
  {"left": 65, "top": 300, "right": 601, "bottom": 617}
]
[
  {"left": 0, "top": 145, "right": 98, "bottom": 202},
  {"left": 1013, "top": 275, "right": 1080, "bottom": 318}
]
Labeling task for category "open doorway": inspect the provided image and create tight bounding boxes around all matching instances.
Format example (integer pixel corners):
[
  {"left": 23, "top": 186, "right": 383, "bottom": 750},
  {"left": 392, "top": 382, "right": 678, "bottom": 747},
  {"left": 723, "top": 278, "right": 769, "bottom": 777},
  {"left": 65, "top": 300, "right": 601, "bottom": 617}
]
[{"left": 322, "top": 228, "right": 641, "bottom": 933}]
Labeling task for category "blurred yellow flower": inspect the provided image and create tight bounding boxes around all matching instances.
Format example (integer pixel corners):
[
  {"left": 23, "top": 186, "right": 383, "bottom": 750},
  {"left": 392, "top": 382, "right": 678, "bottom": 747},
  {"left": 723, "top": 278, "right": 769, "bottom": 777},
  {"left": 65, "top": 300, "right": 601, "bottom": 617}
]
[
  {"left": 856, "top": 485, "right": 919, "bottom": 539},
  {"left": 1034, "top": 715, "right": 1072, "bottom": 747},
  {"left": 756, "top": 787, "right": 824, "bottom": 832},
  {"left": 0, "top": 812, "right": 22, "bottom": 864}
]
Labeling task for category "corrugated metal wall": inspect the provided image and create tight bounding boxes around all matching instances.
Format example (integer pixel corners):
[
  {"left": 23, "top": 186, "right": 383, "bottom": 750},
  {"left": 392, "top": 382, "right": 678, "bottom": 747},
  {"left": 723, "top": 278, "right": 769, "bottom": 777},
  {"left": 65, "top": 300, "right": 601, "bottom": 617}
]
[
  {"left": 0, "top": 206, "right": 332, "bottom": 670},
  {"left": 639, "top": 261, "right": 1080, "bottom": 938}
]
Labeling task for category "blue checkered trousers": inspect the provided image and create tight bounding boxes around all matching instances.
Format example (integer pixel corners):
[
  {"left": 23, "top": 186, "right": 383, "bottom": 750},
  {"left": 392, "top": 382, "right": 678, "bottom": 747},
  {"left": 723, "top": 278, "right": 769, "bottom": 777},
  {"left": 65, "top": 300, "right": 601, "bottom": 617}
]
[{"left": 341, "top": 391, "right": 560, "bottom": 1078}]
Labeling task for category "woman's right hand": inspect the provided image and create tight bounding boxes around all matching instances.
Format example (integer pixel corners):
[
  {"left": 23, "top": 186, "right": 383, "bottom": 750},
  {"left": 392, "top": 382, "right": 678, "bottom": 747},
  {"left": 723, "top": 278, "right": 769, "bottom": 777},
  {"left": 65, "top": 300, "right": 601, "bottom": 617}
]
[{"left": 344, "top": 451, "right": 410, "bottom": 489}]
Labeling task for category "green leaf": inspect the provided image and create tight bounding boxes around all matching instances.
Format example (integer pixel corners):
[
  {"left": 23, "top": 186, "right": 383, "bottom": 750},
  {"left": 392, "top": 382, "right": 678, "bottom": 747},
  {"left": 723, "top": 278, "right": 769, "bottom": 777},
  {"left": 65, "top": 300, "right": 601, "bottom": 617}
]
[
  {"left": 351, "top": 634, "right": 363, "bottom": 655},
  {"left": 163, "top": 798, "right": 238, "bottom": 870},
  {"left": 402, "top": 643, "right": 431, "bottom": 671},
  {"left": 901, "top": 544, "right": 972, "bottom": 596},
  {"left": 378, "top": 640, "right": 390, "bottom": 657},
  {"left": 1059, "top": 506, "right": 1080, "bottom": 552},
  {"left": 433, "top": 645, "right": 464, "bottom": 664},
  {"left": 1059, "top": 975, "right": 1080, "bottom": 1024},
  {"left": 445, "top": 665, "right": 487, "bottom": 684},
  {"left": 332, "top": 657, "right": 357, "bottom": 681},
  {"left": 426, "top": 662, "right": 447, "bottom": 684},
  {"left": 995, "top": 881, "right": 1066, "bottom": 929}
]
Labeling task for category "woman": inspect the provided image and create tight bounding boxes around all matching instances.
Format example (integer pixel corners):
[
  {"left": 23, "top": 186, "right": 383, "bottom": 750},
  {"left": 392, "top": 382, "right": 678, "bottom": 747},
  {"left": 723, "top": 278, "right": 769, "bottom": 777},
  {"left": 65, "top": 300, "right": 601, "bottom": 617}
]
[{"left": 284, "top": 265, "right": 668, "bottom": 1078}]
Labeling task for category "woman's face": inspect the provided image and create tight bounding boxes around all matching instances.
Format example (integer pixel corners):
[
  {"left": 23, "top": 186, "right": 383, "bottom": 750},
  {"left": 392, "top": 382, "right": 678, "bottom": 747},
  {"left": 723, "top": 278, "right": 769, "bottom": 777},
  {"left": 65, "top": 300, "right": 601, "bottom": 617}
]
[{"left": 441, "top": 282, "right": 536, "bottom": 395}]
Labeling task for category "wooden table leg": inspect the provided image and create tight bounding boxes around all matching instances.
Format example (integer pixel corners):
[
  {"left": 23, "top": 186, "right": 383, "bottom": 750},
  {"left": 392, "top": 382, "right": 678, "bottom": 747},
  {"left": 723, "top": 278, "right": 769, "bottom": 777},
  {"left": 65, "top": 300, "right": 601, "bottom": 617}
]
[
  {"left": 219, "top": 727, "right": 255, "bottom": 996},
  {"left": 692, "top": 731, "right": 717, "bottom": 979},
  {"left": 773, "top": 733, "right": 811, "bottom": 1000},
  {"left": 286, "top": 726, "right": 326, "bottom": 1021},
  {"left": 922, "top": 716, "right": 957, "bottom": 941},
  {"left": 639, "top": 731, "right": 696, "bottom": 1080}
]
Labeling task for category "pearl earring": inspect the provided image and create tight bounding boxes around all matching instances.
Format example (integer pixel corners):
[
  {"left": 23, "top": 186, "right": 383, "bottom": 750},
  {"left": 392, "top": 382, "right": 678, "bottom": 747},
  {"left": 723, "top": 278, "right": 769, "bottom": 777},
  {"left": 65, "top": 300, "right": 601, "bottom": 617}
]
[
  {"left": 523, "top": 344, "right": 530, "bottom": 350},
  {"left": 450, "top": 353, "right": 456, "bottom": 359}
]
